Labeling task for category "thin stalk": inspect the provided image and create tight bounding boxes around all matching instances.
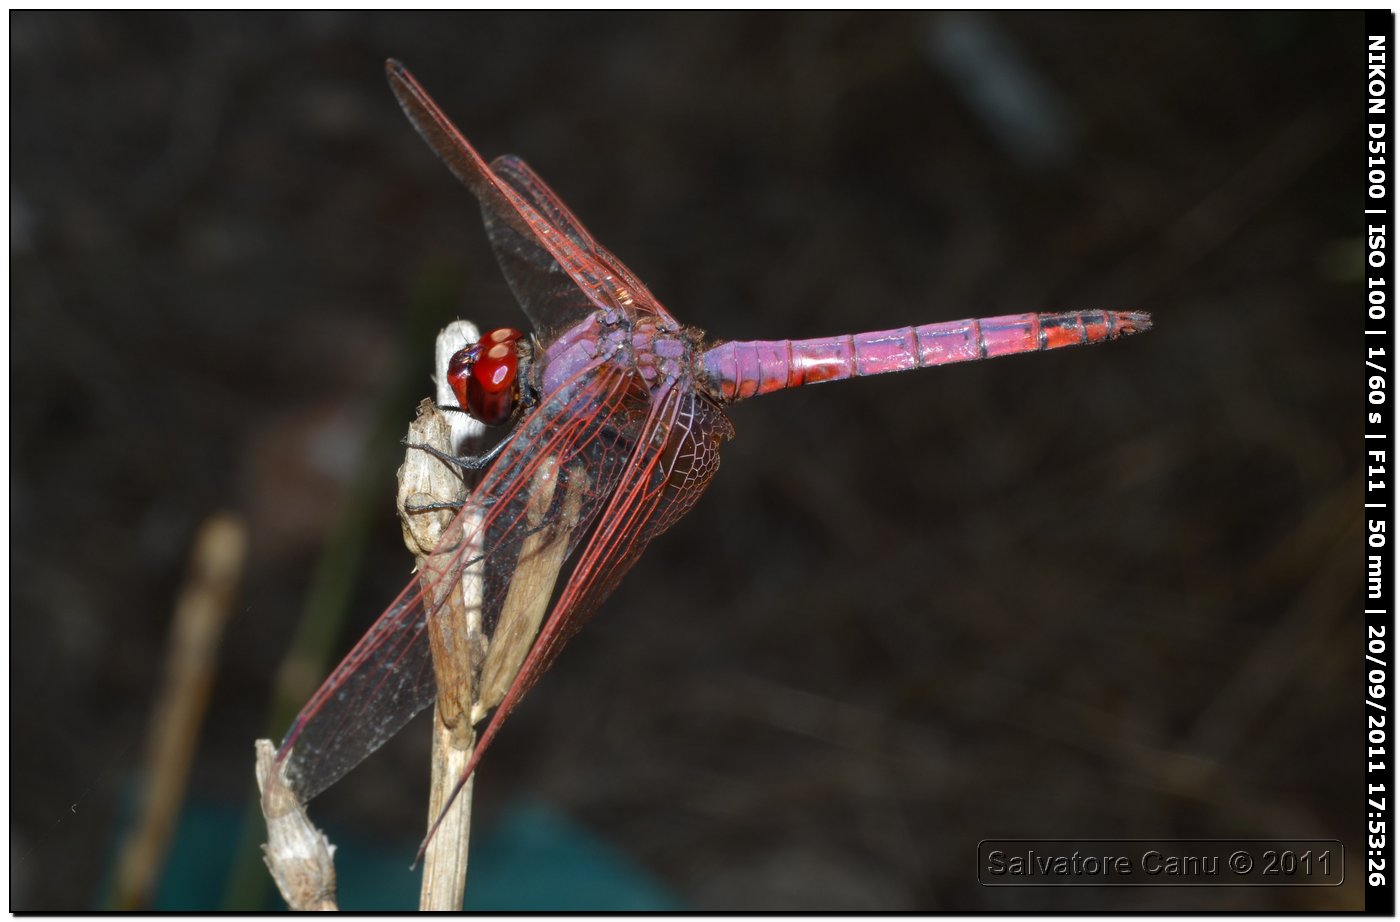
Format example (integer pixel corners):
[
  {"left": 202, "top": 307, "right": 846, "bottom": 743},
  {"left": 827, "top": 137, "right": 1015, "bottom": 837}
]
[
  {"left": 109, "top": 513, "right": 247, "bottom": 909},
  {"left": 399, "top": 321, "right": 485, "bottom": 909}
]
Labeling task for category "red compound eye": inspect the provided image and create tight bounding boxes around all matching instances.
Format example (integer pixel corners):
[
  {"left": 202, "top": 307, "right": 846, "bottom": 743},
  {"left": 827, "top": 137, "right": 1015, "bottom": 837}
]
[{"left": 446, "top": 328, "right": 524, "bottom": 425}]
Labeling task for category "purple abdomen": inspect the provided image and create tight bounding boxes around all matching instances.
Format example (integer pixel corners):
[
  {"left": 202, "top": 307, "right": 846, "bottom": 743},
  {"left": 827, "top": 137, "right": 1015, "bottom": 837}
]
[{"left": 698, "top": 310, "right": 1150, "bottom": 403}]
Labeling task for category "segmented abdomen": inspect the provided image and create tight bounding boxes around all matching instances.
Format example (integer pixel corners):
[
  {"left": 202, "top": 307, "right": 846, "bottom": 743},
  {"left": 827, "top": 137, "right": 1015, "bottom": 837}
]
[{"left": 698, "top": 310, "right": 1151, "bottom": 402}]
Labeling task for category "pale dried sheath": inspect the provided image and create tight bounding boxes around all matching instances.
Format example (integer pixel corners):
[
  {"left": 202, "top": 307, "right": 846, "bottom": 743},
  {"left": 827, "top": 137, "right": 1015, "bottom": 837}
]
[
  {"left": 255, "top": 739, "right": 338, "bottom": 911},
  {"left": 477, "top": 454, "right": 587, "bottom": 716}
]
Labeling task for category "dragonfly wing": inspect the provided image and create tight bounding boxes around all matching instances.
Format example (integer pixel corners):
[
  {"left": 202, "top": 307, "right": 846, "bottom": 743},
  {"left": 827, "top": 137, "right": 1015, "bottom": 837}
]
[
  {"left": 386, "top": 61, "right": 642, "bottom": 343},
  {"left": 490, "top": 154, "right": 668, "bottom": 323},
  {"left": 277, "top": 353, "right": 654, "bottom": 802},
  {"left": 275, "top": 581, "right": 437, "bottom": 802},
  {"left": 450, "top": 379, "right": 734, "bottom": 790}
]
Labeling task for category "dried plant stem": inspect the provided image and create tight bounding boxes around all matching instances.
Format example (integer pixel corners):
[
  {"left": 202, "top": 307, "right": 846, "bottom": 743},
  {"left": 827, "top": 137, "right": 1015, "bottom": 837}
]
[
  {"left": 419, "top": 710, "right": 475, "bottom": 909},
  {"left": 405, "top": 347, "right": 580, "bottom": 904},
  {"left": 112, "top": 512, "right": 247, "bottom": 909},
  {"left": 249, "top": 265, "right": 476, "bottom": 907},
  {"left": 255, "top": 740, "right": 337, "bottom": 911},
  {"left": 257, "top": 317, "right": 571, "bottom": 910},
  {"left": 401, "top": 321, "right": 486, "bottom": 910}
]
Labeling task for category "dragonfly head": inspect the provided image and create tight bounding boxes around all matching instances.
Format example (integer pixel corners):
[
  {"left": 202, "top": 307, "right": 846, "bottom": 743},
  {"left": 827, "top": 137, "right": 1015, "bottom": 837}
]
[{"left": 447, "top": 327, "right": 526, "bottom": 426}]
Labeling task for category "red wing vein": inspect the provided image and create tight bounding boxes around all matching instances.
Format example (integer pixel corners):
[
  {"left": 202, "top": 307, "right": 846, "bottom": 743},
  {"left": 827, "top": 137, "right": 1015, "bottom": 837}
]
[
  {"left": 386, "top": 62, "right": 648, "bottom": 336},
  {"left": 277, "top": 354, "right": 647, "bottom": 801},
  {"left": 447, "top": 383, "right": 731, "bottom": 790},
  {"left": 490, "top": 155, "right": 663, "bottom": 318}
]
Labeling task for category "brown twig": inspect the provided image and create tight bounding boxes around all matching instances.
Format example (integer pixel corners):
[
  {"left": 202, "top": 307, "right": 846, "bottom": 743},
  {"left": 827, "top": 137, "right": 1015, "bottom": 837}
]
[{"left": 111, "top": 512, "right": 247, "bottom": 910}]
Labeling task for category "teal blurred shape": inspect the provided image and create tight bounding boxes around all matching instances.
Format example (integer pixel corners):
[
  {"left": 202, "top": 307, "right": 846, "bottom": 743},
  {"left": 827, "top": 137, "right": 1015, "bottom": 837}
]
[
  {"left": 109, "top": 794, "right": 683, "bottom": 910},
  {"left": 462, "top": 801, "right": 684, "bottom": 911}
]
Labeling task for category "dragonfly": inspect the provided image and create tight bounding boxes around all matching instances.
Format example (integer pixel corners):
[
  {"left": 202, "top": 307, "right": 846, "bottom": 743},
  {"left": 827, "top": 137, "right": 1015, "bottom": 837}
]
[{"left": 276, "top": 59, "right": 1150, "bottom": 850}]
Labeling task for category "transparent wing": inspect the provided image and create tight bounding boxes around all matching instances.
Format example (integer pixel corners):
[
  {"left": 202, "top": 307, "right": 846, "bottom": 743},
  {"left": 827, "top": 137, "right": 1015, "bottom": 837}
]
[
  {"left": 417, "top": 380, "right": 733, "bottom": 843},
  {"left": 386, "top": 60, "right": 662, "bottom": 344},
  {"left": 497, "top": 382, "right": 732, "bottom": 702},
  {"left": 276, "top": 354, "right": 653, "bottom": 802},
  {"left": 489, "top": 153, "right": 667, "bottom": 324}
]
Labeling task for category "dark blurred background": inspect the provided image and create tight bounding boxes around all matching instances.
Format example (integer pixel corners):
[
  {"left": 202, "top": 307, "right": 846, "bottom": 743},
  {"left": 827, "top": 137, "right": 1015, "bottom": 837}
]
[{"left": 12, "top": 11, "right": 1364, "bottom": 910}]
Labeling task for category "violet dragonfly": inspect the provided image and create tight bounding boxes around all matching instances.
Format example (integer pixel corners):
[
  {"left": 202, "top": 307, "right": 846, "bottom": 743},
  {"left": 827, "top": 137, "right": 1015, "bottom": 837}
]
[{"left": 277, "top": 60, "right": 1150, "bottom": 848}]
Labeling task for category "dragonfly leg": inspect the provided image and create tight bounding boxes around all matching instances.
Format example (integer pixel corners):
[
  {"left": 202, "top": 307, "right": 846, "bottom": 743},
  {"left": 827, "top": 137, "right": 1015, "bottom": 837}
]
[
  {"left": 404, "top": 431, "right": 510, "bottom": 473},
  {"left": 402, "top": 496, "right": 466, "bottom": 513},
  {"left": 409, "top": 389, "right": 538, "bottom": 474}
]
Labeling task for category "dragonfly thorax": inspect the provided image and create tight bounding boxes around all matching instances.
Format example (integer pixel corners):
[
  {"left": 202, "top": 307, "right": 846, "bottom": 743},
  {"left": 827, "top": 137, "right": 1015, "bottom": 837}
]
[{"left": 628, "top": 314, "right": 697, "bottom": 391}]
